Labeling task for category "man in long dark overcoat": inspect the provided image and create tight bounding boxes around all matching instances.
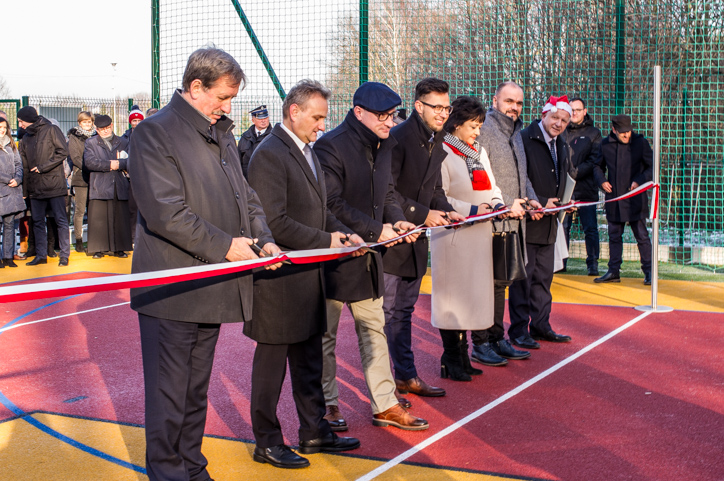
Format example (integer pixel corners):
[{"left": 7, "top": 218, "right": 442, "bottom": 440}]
[
  {"left": 246, "top": 79, "right": 361, "bottom": 469},
  {"left": 509, "top": 96, "right": 575, "bottom": 345},
  {"left": 129, "top": 47, "right": 281, "bottom": 481},
  {"left": 593, "top": 114, "right": 653, "bottom": 285}
]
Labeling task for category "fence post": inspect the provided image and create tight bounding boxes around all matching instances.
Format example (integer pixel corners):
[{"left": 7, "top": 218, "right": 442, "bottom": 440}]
[
  {"left": 359, "top": 0, "right": 369, "bottom": 86},
  {"left": 152, "top": 0, "right": 160, "bottom": 109},
  {"left": 614, "top": 0, "right": 625, "bottom": 115},
  {"left": 128, "top": 98, "right": 134, "bottom": 131},
  {"left": 21, "top": 96, "right": 29, "bottom": 108}
]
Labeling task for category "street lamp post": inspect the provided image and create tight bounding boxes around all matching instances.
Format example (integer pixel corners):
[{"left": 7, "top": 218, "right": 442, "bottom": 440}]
[{"left": 111, "top": 62, "right": 117, "bottom": 134}]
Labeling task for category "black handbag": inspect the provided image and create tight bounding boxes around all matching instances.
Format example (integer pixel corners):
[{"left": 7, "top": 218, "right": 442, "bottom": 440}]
[{"left": 492, "top": 219, "right": 526, "bottom": 282}]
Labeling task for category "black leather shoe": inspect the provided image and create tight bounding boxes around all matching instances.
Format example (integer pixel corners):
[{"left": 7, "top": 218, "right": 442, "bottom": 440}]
[
  {"left": 511, "top": 334, "right": 540, "bottom": 350},
  {"left": 644, "top": 272, "right": 651, "bottom": 285},
  {"left": 75, "top": 239, "right": 84, "bottom": 253},
  {"left": 26, "top": 257, "right": 47, "bottom": 266},
  {"left": 587, "top": 267, "right": 599, "bottom": 276},
  {"left": 115, "top": 251, "right": 128, "bottom": 258},
  {"left": 298, "top": 432, "right": 360, "bottom": 454},
  {"left": 492, "top": 339, "right": 531, "bottom": 360},
  {"left": 531, "top": 330, "right": 572, "bottom": 343},
  {"left": 471, "top": 343, "right": 507, "bottom": 366},
  {"left": 5, "top": 259, "right": 17, "bottom": 268},
  {"left": 59, "top": 257, "right": 69, "bottom": 267},
  {"left": 253, "top": 445, "right": 309, "bottom": 469},
  {"left": 0, "top": 259, "right": 4, "bottom": 268},
  {"left": 47, "top": 250, "right": 58, "bottom": 258},
  {"left": 594, "top": 270, "right": 620, "bottom": 283},
  {"left": 92, "top": 252, "right": 104, "bottom": 259}
]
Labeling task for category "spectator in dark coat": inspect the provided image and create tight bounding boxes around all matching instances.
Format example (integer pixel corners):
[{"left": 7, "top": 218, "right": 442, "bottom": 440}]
[
  {"left": 68, "top": 111, "right": 95, "bottom": 252},
  {"left": 593, "top": 114, "right": 653, "bottom": 285},
  {"left": 18, "top": 106, "right": 71, "bottom": 266},
  {"left": 0, "top": 118, "right": 25, "bottom": 267},
  {"left": 122, "top": 105, "right": 145, "bottom": 245},
  {"left": 83, "top": 115, "right": 132, "bottom": 258},
  {"left": 563, "top": 97, "right": 602, "bottom": 275},
  {"left": 246, "top": 80, "right": 361, "bottom": 469},
  {"left": 382, "top": 78, "right": 465, "bottom": 399},
  {"left": 509, "top": 96, "right": 575, "bottom": 346},
  {"left": 237, "top": 104, "right": 271, "bottom": 179},
  {"left": 314, "top": 81, "right": 426, "bottom": 432}
]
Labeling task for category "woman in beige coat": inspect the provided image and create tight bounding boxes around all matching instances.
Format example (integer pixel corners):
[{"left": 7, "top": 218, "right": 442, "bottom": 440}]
[{"left": 431, "top": 96, "right": 525, "bottom": 381}]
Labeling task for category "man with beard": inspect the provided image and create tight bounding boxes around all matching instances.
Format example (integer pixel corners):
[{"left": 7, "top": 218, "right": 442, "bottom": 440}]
[
  {"left": 509, "top": 96, "right": 574, "bottom": 345},
  {"left": 314, "top": 81, "right": 427, "bottom": 432},
  {"left": 470, "top": 81, "right": 542, "bottom": 364},
  {"left": 382, "top": 78, "right": 465, "bottom": 399}
]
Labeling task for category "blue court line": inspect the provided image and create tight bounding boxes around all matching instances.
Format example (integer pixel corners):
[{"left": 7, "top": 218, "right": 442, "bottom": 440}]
[{"left": 0, "top": 296, "right": 146, "bottom": 474}]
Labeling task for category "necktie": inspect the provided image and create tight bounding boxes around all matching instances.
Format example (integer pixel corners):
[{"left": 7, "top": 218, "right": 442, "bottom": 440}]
[
  {"left": 549, "top": 139, "right": 559, "bottom": 184},
  {"left": 302, "top": 144, "right": 318, "bottom": 181}
]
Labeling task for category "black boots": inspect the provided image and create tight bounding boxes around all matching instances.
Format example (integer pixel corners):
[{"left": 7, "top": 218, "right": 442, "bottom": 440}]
[{"left": 439, "top": 330, "right": 473, "bottom": 382}]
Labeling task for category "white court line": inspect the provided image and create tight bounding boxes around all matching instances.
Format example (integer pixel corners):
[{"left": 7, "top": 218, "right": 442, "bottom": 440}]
[
  {"left": 0, "top": 302, "right": 130, "bottom": 334},
  {"left": 356, "top": 309, "right": 655, "bottom": 481}
]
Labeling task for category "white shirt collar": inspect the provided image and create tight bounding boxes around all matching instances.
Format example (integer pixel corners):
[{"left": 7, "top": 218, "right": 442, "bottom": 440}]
[
  {"left": 280, "top": 121, "right": 307, "bottom": 154},
  {"left": 256, "top": 127, "right": 268, "bottom": 136},
  {"left": 539, "top": 120, "right": 556, "bottom": 145}
]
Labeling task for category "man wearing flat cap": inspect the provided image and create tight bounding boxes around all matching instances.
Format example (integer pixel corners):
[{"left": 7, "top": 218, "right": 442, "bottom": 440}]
[
  {"left": 314, "top": 81, "right": 428, "bottom": 432},
  {"left": 17, "top": 105, "right": 71, "bottom": 267},
  {"left": 238, "top": 104, "right": 271, "bottom": 179},
  {"left": 593, "top": 114, "right": 653, "bottom": 285}
]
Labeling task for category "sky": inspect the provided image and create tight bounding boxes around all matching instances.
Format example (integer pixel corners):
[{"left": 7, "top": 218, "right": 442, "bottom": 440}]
[{"left": 2, "top": 0, "right": 151, "bottom": 98}]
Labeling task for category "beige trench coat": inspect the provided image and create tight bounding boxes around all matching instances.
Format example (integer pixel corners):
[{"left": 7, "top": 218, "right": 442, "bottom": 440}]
[{"left": 431, "top": 143, "right": 504, "bottom": 330}]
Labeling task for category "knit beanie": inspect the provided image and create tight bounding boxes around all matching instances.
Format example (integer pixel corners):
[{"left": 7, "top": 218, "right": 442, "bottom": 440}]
[{"left": 18, "top": 106, "right": 39, "bottom": 124}]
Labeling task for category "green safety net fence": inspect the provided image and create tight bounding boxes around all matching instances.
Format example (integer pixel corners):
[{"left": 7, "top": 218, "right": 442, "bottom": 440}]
[{"left": 153, "top": 0, "right": 723, "bottom": 269}]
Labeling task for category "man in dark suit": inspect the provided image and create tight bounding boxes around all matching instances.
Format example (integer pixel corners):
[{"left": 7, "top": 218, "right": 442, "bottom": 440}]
[
  {"left": 593, "top": 114, "right": 653, "bottom": 285},
  {"left": 237, "top": 105, "right": 271, "bottom": 179},
  {"left": 246, "top": 79, "right": 362, "bottom": 469},
  {"left": 382, "top": 78, "right": 465, "bottom": 398},
  {"left": 314, "top": 81, "right": 427, "bottom": 432},
  {"left": 129, "top": 47, "right": 282, "bottom": 481},
  {"left": 509, "top": 96, "right": 575, "bottom": 346}
]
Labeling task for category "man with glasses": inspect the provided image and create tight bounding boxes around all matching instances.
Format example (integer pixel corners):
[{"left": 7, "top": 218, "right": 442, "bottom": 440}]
[
  {"left": 383, "top": 78, "right": 465, "bottom": 399},
  {"left": 563, "top": 97, "right": 602, "bottom": 275},
  {"left": 314, "top": 81, "right": 428, "bottom": 432}
]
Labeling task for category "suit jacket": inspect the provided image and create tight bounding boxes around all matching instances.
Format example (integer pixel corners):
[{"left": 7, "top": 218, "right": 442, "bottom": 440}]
[
  {"left": 246, "top": 123, "right": 351, "bottom": 344},
  {"left": 593, "top": 131, "right": 653, "bottom": 223},
  {"left": 315, "top": 110, "right": 405, "bottom": 302},
  {"left": 521, "top": 120, "right": 573, "bottom": 245},
  {"left": 382, "top": 110, "right": 454, "bottom": 278},
  {"left": 128, "top": 91, "right": 274, "bottom": 323}
]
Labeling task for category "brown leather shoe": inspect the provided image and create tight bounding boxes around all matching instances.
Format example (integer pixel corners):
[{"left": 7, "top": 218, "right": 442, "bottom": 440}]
[
  {"left": 323, "top": 405, "right": 348, "bottom": 432},
  {"left": 395, "top": 388, "right": 412, "bottom": 408},
  {"left": 373, "top": 403, "right": 429, "bottom": 431},
  {"left": 395, "top": 376, "right": 446, "bottom": 397}
]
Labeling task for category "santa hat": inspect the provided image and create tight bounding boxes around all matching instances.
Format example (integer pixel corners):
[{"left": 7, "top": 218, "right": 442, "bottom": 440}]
[
  {"left": 542, "top": 95, "right": 572, "bottom": 117},
  {"left": 128, "top": 105, "right": 145, "bottom": 122}
]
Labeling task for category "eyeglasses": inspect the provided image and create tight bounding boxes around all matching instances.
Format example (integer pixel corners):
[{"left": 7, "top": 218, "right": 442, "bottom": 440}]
[
  {"left": 418, "top": 100, "right": 453, "bottom": 115},
  {"left": 363, "top": 108, "right": 400, "bottom": 122}
]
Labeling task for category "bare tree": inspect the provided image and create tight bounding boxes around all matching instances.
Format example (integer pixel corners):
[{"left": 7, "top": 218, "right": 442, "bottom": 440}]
[{"left": 0, "top": 75, "right": 11, "bottom": 98}]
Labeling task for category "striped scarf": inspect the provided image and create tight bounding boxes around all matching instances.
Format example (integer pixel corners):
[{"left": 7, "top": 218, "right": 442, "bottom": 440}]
[{"left": 443, "top": 133, "right": 485, "bottom": 179}]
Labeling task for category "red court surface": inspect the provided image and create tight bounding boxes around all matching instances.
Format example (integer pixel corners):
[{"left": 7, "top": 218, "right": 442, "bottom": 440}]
[{"left": 1, "top": 272, "right": 723, "bottom": 480}]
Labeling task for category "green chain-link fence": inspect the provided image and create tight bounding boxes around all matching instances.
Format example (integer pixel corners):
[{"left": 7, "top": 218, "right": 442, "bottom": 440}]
[{"left": 164, "top": 0, "right": 720, "bottom": 269}]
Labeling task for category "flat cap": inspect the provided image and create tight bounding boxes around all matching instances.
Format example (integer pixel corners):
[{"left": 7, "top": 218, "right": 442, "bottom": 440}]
[
  {"left": 353, "top": 82, "right": 401, "bottom": 112},
  {"left": 95, "top": 114, "right": 113, "bottom": 128},
  {"left": 611, "top": 114, "right": 633, "bottom": 133}
]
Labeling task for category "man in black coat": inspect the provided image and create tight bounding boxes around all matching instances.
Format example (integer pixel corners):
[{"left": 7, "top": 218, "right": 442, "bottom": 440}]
[
  {"left": 382, "top": 78, "right": 464, "bottom": 398},
  {"left": 237, "top": 105, "right": 271, "bottom": 179},
  {"left": 246, "top": 80, "right": 361, "bottom": 469},
  {"left": 122, "top": 105, "right": 145, "bottom": 244},
  {"left": 593, "top": 114, "right": 653, "bottom": 285},
  {"left": 314, "top": 81, "right": 427, "bottom": 432},
  {"left": 509, "top": 96, "right": 575, "bottom": 346},
  {"left": 17, "top": 106, "right": 71, "bottom": 266},
  {"left": 563, "top": 97, "right": 602, "bottom": 276},
  {"left": 129, "top": 47, "right": 282, "bottom": 481}
]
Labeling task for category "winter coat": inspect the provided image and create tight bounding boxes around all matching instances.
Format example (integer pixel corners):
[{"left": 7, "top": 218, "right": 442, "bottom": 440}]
[
  {"left": 67, "top": 127, "right": 93, "bottom": 187},
  {"left": 0, "top": 136, "right": 25, "bottom": 216},
  {"left": 19, "top": 116, "right": 69, "bottom": 199},
  {"left": 564, "top": 114, "right": 602, "bottom": 202},
  {"left": 245, "top": 123, "right": 352, "bottom": 345},
  {"left": 238, "top": 124, "right": 271, "bottom": 179},
  {"left": 315, "top": 109, "right": 405, "bottom": 302},
  {"left": 129, "top": 91, "right": 274, "bottom": 323},
  {"left": 593, "top": 131, "right": 653, "bottom": 223},
  {"left": 382, "top": 109, "right": 455, "bottom": 279},
  {"left": 521, "top": 120, "right": 574, "bottom": 245},
  {"left": 83, "top": 134, "right": 130, "bottom": 201}
]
